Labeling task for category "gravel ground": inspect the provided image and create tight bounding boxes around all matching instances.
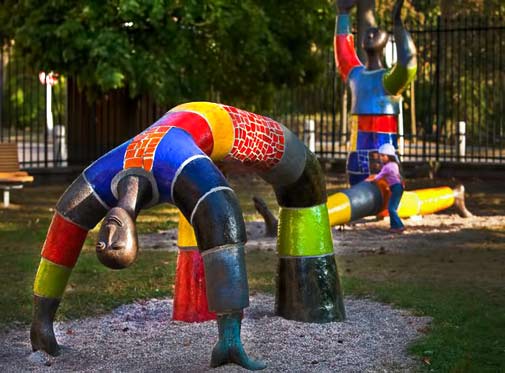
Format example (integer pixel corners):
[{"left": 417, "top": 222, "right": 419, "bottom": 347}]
[
  {"left": 0, "top": 294, "right": 430, "bottom": 372},
  {"left": 3, "top": 212, "right": 496, "bottom": 372}
]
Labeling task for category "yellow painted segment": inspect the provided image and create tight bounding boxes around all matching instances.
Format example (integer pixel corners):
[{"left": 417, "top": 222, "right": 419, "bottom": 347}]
[
  {"left": 177, "top": 211, "right": 198, "bottom": 247},
  {"left": 327, "top": 192, "right": 352, "bottom": 226},
  {"left": 349, "top": 116, "right": 358, "bottom": 151},
  {"left": 397, "top": 191, "right": 421, "bottom": 218},
  {"left": 416, "top": 187, "right": 455, "bottom": 215},
  {"left": 33, "top": 258, "right": 71, "bottom": 299},
  {"left": 170, "top": 102, "right": 234, "bottom": 161}
]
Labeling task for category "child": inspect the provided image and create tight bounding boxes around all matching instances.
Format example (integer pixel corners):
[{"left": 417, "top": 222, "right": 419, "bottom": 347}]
[{"left": 366, "top": 143, "right": 405, "bottom": 233}]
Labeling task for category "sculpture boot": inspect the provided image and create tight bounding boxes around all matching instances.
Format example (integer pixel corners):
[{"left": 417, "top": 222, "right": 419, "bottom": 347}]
[
  {"left": 30, "top": 295, "right": 60, "bottom": 355},
  {"left": 211, "top": 312, "right": 266, "bottom": 370},
  {"left": 453, "top": 184, "right": 473, "bottom": 218}
]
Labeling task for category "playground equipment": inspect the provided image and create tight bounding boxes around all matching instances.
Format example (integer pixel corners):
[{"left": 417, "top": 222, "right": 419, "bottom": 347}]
[
  {"left": 327, "top": 180, "right": 472, "bottom": 226},
  {"left": 31, "top": 102, "right": 345, "bottom": 370}
]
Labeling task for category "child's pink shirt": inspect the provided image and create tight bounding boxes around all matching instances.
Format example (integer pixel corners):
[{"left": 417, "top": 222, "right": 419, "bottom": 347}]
[{"left": 374, "top": 162, "right": 402, "bottom": 186}]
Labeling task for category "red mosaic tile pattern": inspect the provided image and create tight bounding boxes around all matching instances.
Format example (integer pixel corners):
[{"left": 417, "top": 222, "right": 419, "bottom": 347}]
[
  {"left": 124, "top": 124, "right": 172, "bottom": 171},
  {"left": 221, "top": 105, "right": 285, "bottom": 171}
]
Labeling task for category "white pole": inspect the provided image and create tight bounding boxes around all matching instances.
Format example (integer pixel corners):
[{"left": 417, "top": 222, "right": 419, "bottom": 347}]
[
  {"left": 398, "top": 98, "right": 405, "bottom": 157},
  {"left": 304, "top": 119, "right": 316, "bottom": 153},
  {"left": 458, "top": 121, "right": 466, "bottom": 161},
  {"left": 46, "top": 80, "right": 54, "bottom": 133}
]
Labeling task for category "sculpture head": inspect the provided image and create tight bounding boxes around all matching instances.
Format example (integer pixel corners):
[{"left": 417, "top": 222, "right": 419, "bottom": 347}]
[
  {"left": 96, "top": 207, "right": 138, "bottom": 269},
  {"left": 363, "top": 26, "right": 388, "bottom": 58}
]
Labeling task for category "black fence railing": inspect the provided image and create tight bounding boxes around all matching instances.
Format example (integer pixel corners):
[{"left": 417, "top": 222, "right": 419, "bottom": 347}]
[{"left": 1, "top": 16, "right": 504, "bottom": 168}]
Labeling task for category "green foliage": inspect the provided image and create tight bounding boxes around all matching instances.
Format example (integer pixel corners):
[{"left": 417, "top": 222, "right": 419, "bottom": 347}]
[{"left": 0, "top": 0, "right": 334, "bottom": 110}]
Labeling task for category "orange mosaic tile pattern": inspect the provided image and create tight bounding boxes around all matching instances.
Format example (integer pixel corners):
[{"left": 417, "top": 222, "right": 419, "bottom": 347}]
[
  {"left": 222, "top": 105, "right": 285, "bottom": 171},
  {"left": 124, "top": 124, "right": 172, "bottom": 171}
]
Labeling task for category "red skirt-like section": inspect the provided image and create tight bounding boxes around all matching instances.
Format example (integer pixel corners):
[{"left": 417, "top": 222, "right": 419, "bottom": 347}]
[{"left": 172, "top": 249, "right": 216, "bottom": 322}]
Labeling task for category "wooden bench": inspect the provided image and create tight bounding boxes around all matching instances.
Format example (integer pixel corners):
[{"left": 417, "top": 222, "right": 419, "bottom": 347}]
[{"left": 0, "top": 143, "right": 34, "bottom": 207}]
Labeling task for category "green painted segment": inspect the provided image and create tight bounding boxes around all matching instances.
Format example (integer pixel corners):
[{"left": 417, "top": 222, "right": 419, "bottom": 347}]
[
  {"left": 33, "top": 258, "right": 71, "bottom": 299},
  {"left": 383, "top": 64, "right": 417, "bottom": 95},
  {"left": 277, "top": 204, "right": 333, "bottom": 257}
]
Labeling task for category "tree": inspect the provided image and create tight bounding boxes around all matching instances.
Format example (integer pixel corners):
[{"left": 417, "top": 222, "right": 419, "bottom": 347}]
[{"left": 0, "top": 0, "right": 334, "bottom": 110}]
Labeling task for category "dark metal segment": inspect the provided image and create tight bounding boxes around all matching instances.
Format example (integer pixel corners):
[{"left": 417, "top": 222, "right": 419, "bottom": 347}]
[
  {"left": 190, "top": 188, "right": 247, "bottom": 251},
  {"left": 30, "top": 295, "right": 61, "bottom": 356},
  {"left": 55, "top": 174, "right": 108, "bottom": 230},
  {"left": 202, "top": 245, "right": 249, "bottom": 313},
  {"left": 275, "top": 255, "right": 346, "bottom": 323},
  {"left": 341, "top": 181, "right": 383, "bottom": 221},
  {"left": 260, "top": 125, "right": 307, "bottom": 187},
  {"left": 273, "top": 148, "right": 327, "bottom": 208}
]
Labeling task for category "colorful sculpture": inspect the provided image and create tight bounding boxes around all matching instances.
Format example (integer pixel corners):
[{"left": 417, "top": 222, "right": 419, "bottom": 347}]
[
  {"left": 334, "top": 0, "right": 417, "bottom": 185},
  {"left": 31, "top": 102, "right": 345, "bottom": 370},
  {"left": 327, "top": 181, "right": 472, "bottom": 226}
]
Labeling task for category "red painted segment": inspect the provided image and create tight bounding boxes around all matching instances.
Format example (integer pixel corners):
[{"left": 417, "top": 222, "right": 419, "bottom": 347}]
[
  {"left": 172, "top": 249, "right": 216, "bottom": 322},
  {"left": 334, "top": 34, "right": 362, "bottom": 81},
  {"left": 41, "top": 213, "right": 88, "bottom": 268},
  {"left": 222, "top": 105, "right": 285, "bottom": 171},
  {"left": 357, "top": 115, "right": 398, "bottom": 134},
  {"left": 157, "top": 111, "right": 214, "bottom": 155}
]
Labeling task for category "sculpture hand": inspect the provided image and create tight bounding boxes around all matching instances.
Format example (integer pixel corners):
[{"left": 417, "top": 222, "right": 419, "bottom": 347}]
[
  {"left": 211, "top": 313, "right": 266, "bottom": 370},
  {"left": 337, "top": 0, "right": 358, "bottom": 14},
  {"left": 211, "top": 339, "right": 267, "bottom": 370},
  {"left": 30, "top": 297, "right": 61, "bottom": 356},
  {"left": 393, "top": 0, "right": 405, "bottom": 25}
]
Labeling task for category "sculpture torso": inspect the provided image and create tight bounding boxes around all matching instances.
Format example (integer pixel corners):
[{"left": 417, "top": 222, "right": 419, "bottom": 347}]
[{"left": 348, "top": 66, "right": 401, "bottom": 115}]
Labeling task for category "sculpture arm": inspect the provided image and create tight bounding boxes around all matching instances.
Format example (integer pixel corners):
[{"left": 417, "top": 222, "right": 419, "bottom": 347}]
[
  {"left": 334, "top": 14, "right": 362, "bottom": 82},
  {"left": 383, "top": 0, "right": 417, "bottom": 95}
]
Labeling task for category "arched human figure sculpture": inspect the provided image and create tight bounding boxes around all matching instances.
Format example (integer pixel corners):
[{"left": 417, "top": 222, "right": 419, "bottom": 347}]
[
  {"left": 31, "top": 102, "right": 345, "bottom": 369},
  {"left": 335, "top": 0, "right": 417, "bottom": 185}
]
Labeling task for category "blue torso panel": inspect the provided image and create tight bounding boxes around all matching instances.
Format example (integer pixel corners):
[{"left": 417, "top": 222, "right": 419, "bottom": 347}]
[{"left": 348, "top": 67, "right": 401, "bottom": 115}]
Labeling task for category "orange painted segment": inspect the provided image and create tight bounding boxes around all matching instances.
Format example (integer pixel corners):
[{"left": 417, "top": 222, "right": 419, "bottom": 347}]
[
  {"left": 41, "top": 213, "right": 88, "bottom": 268},
  {"left": 123, "top": 125, "right": 172, "bottom": 171}
]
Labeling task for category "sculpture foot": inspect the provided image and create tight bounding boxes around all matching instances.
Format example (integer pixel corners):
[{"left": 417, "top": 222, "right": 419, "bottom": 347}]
[
  {"left": 453, "top": 184, "right": 473, "bottom": 218},
  {"left": 31, "top": 296, "right": 61, "bottom": 356},
  {"left": 211, "top": 312, "right": 266, "bottom": 370},
  {"left": 210, "top": 341, "right": 266, "bottom": 370}
]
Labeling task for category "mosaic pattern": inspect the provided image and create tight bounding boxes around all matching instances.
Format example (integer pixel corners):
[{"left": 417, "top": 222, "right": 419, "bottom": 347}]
[
  {"left": 222, "top": 105, "right": 285, "bottom": 171},
  {"left": 123, "top": 125, "right": 172, "bottom": 171}
]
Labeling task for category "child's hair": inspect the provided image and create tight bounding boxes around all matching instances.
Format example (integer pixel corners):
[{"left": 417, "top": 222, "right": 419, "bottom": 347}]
[{"left": 387, "top": 155, "right": 397, "bottom": 163}]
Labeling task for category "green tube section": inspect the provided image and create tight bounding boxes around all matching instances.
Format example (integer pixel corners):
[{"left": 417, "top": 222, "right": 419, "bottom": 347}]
[
  {"left": 277, "top": 203, "right": 333, "bottom": 257},
  {"left": 33, "top": 258, "right": 72, "bottom": 299}
]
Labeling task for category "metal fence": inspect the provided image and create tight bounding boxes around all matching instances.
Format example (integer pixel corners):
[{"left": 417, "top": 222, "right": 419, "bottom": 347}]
[{"left": 1, "top": 16, "right": 504, "bottom": 168}]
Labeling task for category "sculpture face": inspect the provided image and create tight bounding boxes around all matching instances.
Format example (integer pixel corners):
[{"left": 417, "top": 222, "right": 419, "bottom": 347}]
[
  {"left": 363, "top": 27, "right": 388, "bottom": 55},
  {"left": 96, "top": 207, "right": 138, "bottom": 269}
]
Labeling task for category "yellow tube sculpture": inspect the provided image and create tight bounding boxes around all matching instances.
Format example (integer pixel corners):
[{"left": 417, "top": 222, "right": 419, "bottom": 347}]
[{"left": 327, "top": 181, "right": 472, "bottom": 226}]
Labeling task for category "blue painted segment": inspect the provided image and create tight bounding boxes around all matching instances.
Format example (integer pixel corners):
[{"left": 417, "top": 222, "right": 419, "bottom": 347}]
[
  {"left": 152, "top": 128, "right": 208, "bottom": 203},
  {"left": 357, "top": 132, "right": 398, "bottom": 150},
  {"left": 336, "top": 15, "right": 351, "bottom": 35},
  {"left": 83, "top": 141, "right": 131, "bottom": 207},
  {"left": 348, "top": 67, "right": 401, "bottom": 115}
]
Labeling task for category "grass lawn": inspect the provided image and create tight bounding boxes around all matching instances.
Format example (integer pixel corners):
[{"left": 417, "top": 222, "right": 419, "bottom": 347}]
[{"left": 0, "top": 175, "right": 504, "bottom": 372}]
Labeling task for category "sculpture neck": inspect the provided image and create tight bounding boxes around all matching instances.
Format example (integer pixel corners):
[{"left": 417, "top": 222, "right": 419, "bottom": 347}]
[
  {"left": 365, "top": 51, "right": 384, "bottom": 70},
  {"left": 116, "top": 175, "right": 152, "bottom": 218}
]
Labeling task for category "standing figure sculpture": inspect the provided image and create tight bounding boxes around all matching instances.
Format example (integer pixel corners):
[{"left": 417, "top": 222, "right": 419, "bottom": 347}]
[
  {"left": 335, "top": 0, "right": 417, "bottom": 185},
  {"left": 31, "top": 102, "right": 345, "bottom": 370}
]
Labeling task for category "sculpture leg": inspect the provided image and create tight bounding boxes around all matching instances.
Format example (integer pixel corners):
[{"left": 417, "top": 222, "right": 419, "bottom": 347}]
[
  {"left": 172, "top": 155, "right": 265, "bottom": 369},
  {"left": 31, "top": 175, "right": 107, "bottom": 355}
]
